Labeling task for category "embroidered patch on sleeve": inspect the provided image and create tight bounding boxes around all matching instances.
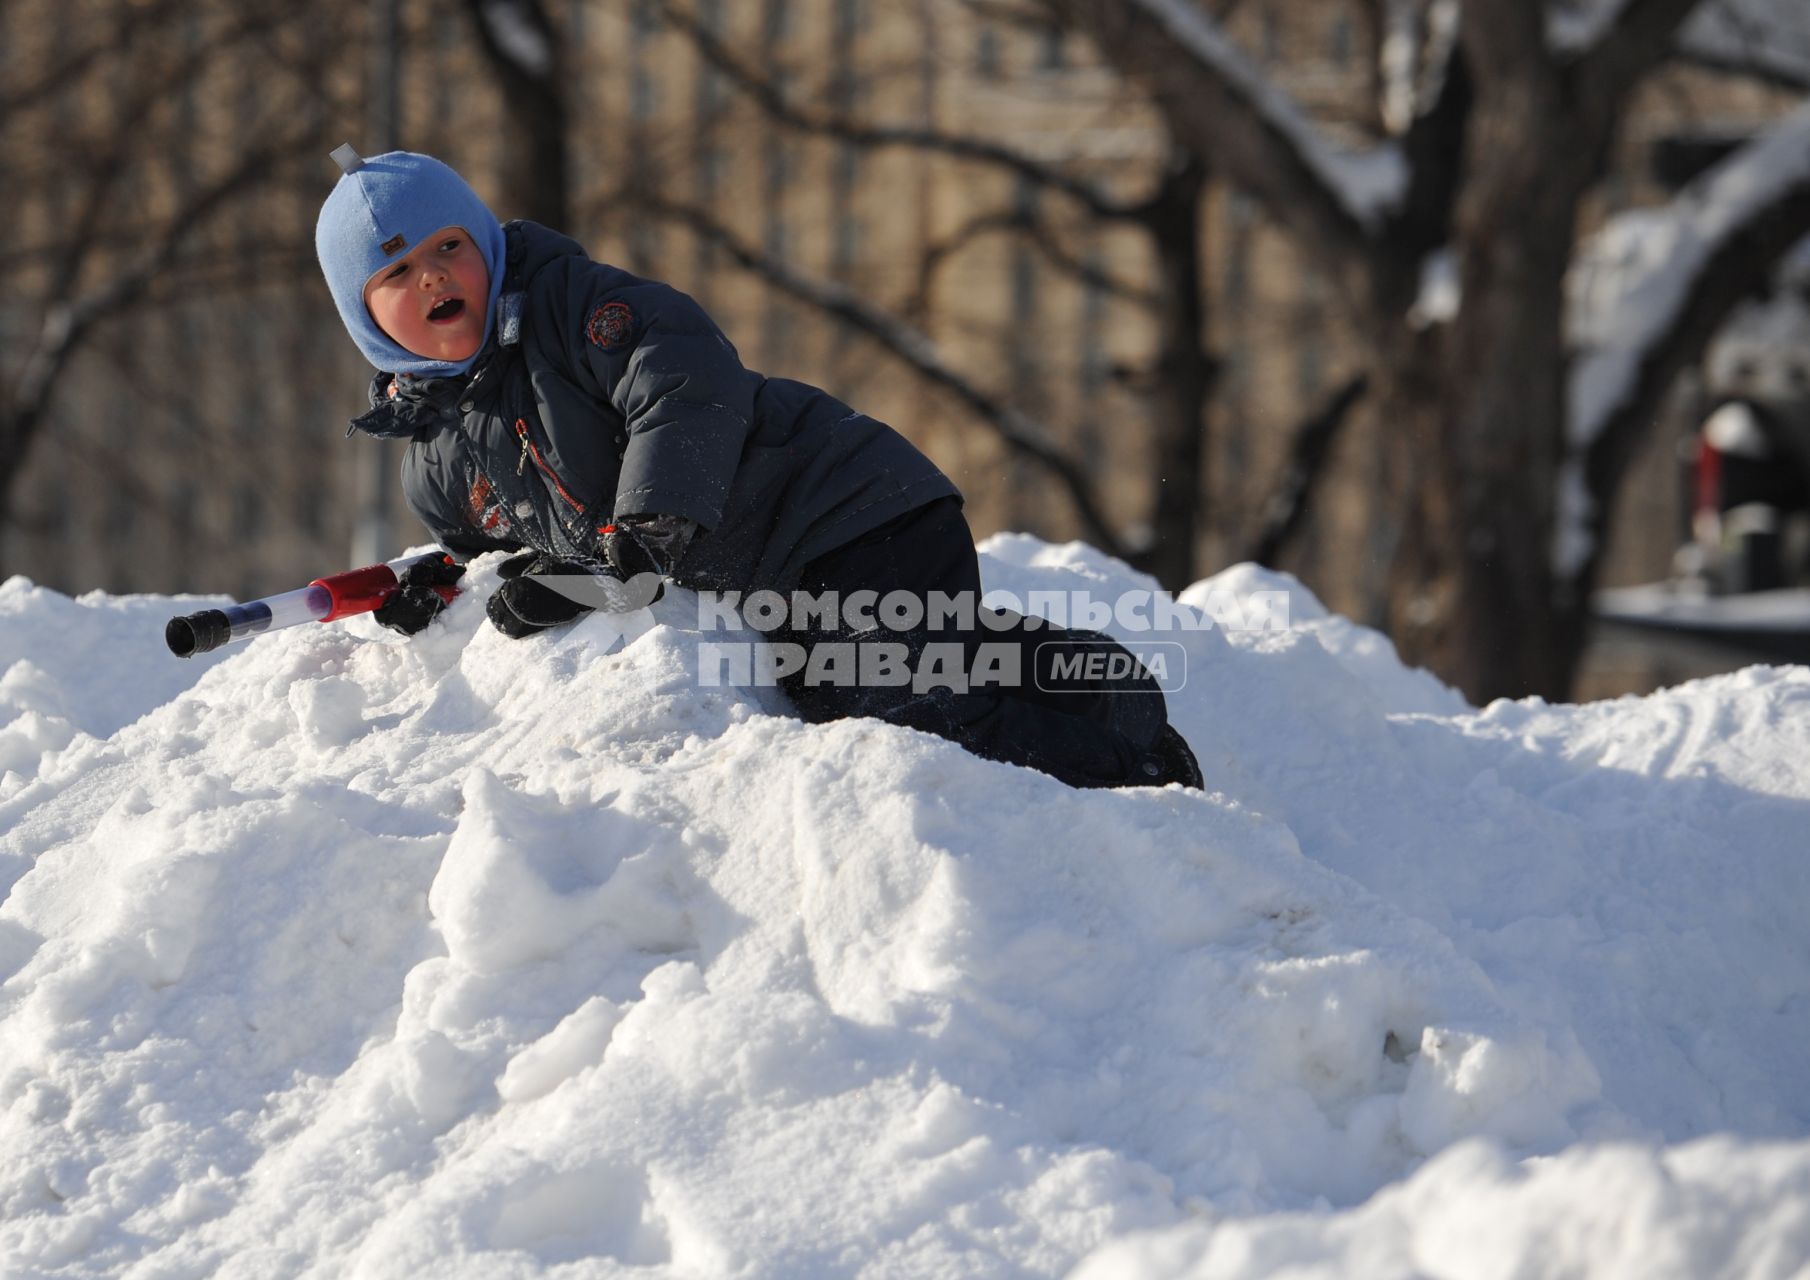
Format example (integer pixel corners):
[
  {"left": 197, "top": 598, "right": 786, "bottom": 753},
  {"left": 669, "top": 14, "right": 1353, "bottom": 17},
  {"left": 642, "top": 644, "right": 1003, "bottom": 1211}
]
[{"left": 585, "top": 302, "right": 635, "bottom": 350}]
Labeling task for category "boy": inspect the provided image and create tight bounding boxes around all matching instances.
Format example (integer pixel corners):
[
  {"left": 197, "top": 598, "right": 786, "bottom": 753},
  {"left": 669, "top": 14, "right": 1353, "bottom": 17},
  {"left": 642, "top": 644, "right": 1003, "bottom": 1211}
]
[{"left": 315, "top": 147, "right": 1201, "bottom": 791}]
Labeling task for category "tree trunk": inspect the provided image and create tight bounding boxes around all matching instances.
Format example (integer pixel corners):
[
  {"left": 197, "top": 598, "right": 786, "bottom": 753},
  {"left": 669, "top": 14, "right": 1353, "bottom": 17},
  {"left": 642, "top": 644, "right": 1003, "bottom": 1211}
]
[
  {"left": 464, "top": 0, "right": 569, "bottom": 228},
  {"left": 1383, "top": 74, "right": 1596, "bottom": 703},
  {"left": 1142, "top": 156, "right": 1212, "bottom": 590}
]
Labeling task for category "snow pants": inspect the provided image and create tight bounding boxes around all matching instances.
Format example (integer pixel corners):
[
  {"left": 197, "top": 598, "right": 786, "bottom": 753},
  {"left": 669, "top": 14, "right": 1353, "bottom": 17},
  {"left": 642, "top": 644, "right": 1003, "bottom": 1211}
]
[{"left": 779, "top": 496, "right": 1170, "bottom": 789}]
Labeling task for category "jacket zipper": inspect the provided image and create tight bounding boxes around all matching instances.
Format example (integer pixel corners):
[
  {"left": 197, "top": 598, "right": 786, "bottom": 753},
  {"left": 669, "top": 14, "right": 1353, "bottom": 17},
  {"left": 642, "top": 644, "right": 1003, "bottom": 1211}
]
[{"left": 512, "top": 417, "right": 586, "bottom": 516}]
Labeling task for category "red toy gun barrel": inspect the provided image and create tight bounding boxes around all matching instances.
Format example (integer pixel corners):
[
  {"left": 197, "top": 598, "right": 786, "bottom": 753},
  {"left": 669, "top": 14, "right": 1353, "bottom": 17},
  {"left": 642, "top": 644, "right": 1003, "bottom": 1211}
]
[{"left": 164, "top": 556, "right": 457, "bottom": 658}]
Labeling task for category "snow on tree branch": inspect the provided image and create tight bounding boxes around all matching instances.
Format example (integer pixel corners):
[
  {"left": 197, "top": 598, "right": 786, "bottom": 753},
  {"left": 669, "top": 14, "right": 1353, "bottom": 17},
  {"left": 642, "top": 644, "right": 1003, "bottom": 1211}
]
[
  {"left": 1380, "top": 0, "right": 1460, "bottom": 135},
  {"left": 1556, "top": 99, "right": 1810, "bottom": 579},
  {"left": 1120, "top": 0, "right": 1408, "bottom": 228},
  {"left": 1552, "top": 0, "right": 1810, "bottom": 89},
  {"left": 1568, "top": 100, "right": 1810, "bottom": 451},
  {"left": 1547, "top": 0, "right": 1638, "bottom": 54},
  {"left": 1677, "top": 0, "right": 1810, "bottom": 91},
  {"left": 477, "top": 0, "right": 552, "bottom": 79}
]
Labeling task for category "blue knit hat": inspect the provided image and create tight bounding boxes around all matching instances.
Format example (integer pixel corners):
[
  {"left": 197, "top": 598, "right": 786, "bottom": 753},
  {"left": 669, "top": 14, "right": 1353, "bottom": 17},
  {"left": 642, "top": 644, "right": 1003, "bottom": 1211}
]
[{"left": 315, "top": 146, "right": 508, "bottom": 377}]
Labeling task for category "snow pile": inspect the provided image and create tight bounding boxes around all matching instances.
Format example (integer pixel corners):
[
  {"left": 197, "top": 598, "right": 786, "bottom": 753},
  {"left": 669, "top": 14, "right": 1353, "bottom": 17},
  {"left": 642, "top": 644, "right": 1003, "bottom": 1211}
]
[
  {"left": 0, "top": 540, "right": 1807, "bottom": 1277},
  {"left": 0, "top": 580, "right": 236, "bottom": 788},
  {"left": 1077, "top": 1137, "right": 1810, "bottom": 1279}
]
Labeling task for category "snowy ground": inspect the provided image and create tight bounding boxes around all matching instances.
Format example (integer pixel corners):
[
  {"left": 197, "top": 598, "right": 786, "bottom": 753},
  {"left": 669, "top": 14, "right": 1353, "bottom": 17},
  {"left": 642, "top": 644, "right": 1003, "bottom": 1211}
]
[{"left": 0, "top": 540, "right": 1806, "bottom": 1278}]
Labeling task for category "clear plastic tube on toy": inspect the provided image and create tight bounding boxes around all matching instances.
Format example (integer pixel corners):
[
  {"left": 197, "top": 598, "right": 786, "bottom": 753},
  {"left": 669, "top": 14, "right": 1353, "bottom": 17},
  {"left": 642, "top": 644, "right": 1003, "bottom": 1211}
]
[{"left": 164, "top": 557, "right": 455, "bottom": 658}]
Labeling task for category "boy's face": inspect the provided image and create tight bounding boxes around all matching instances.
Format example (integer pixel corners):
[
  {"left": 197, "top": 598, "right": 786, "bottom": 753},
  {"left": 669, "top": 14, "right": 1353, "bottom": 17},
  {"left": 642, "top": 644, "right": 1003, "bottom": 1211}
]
[{"left": 362, "top": 226, "right": 490, "bottom": 364}]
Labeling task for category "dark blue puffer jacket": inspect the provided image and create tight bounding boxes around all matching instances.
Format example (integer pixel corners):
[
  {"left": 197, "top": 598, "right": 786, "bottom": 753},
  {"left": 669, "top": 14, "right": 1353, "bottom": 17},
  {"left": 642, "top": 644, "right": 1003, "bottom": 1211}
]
[{"left": 348, "top": 221, "right": 958, "bottom": 592}]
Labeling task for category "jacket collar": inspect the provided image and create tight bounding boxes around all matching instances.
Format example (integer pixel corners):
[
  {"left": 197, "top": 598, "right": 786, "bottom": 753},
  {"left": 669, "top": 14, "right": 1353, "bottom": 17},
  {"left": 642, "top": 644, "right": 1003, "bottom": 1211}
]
[{"left": 346, "top": 370, "right": 469, "bottom": 439}]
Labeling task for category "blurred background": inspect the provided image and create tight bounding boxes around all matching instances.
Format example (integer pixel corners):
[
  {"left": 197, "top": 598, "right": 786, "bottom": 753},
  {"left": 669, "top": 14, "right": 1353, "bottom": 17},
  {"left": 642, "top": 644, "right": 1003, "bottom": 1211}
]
[{"left": 3, "top": 0, "right": 1808, "bottom": 703}]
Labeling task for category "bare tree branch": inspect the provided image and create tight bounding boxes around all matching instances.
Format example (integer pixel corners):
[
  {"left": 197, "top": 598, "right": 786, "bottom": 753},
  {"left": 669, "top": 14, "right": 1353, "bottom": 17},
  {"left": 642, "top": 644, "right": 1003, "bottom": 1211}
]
[
  {"left": 21, "top": 5, "right": 297, "bottom": 315},
  {"left": 1242, "top": 374, "right": 1369, "bottom": 566},
  {"left": 956, "top": 0, "right": 1051, "bottom": 33},
  {"left": 0, "top": 0, "right": 195, "bottom": 121},
  {"left": 1672, "top": 44, "right": 1810, "bottom": 93},
  {"left": 908, "top": 208, "right": 1159, "bottom": 319},
  {"left": 909, "top": 211, "right": 1023, "bottom": 318},
  {"left": 625, "top": 191, "right": 1134, "bottom": 562},
  {"left": 1568, "top": 0, "right": 1708, "bottom": 113},
  {"left": 1043, "top": 0, "right": 1390, "bottom": 305},
  {"left": 1670, "top": 0, "right": 1810, "bottom": 92},
  {"left": 1, "top": 132, "right": 323, "bottom": 510},
  {"left": 648, "top": 0, "right": 1141, "bottom": 221}
]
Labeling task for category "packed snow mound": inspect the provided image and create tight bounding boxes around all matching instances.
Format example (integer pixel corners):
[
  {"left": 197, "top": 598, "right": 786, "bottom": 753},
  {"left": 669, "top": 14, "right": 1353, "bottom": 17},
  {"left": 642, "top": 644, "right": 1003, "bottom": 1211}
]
[
  {"left": 1075, "top": 1137, "right": 1810, "bottom": 1279},
  {"left": 0, "top": 539, "right": 1807, "bottom": 1277},
  {"left": 0, "top": 579, "right": 237, "bottom": 774}
]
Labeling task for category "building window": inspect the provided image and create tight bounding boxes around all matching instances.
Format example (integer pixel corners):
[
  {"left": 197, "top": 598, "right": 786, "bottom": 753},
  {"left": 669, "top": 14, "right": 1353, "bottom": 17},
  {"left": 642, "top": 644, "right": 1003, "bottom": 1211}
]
[
  {"left": 1297, "top": 334, "right": 1325, "bottom": 400},
  {"left": 698, "top": 66, "right": 725, "bottom": 119},
  {"left": 1011, "top": 247, "right": 1037, "bottom": 329},
  {"left": 236, "top": 485, "right": 262, "bottom": 542},
  {"left": 630, "top": 220, "right": 665, "bottom": 274},
  {"left": 1329, "top": 14, "right": 1353, "bottom": 68},
  {"left": 1296, "top": 265, "right": 1327, "bottom": 399},
  {"left": 765, "top": 141, "right": 790, "bottom": 195},
  {"left": 977, "top": 26, "right": 1001, "bottom": 76},
  {"left": 763, "top": 140, "right": 790, "bottom": 260},
  {"left": 762, "top": 293, "right": 793, "bottom": 370},
  {"left": 697, "top": 0, "right": 725, "bottom": 119},
  {"left": 297, "top": 484, "right": 324, "bottom": 541},
  {"left": 1009, "top": 186, "right": 1040, "bottom": 394},
  {"left": 170, "top": 478, "right": 196, "bottom": 554},
  {"left": 834, "top": 215, "right": 863, "bottom": 275},
  {"left": 632, "top": 71, "right": 657, "bottom": 121},
  {"left": 107, "top": 492, "right": 136, "bottom": 541},
  {"left": 632, "top": 0, "right": 658, "bottom": 40},
  {"left": 1079, "top": 252, "right": 1108, "bottom": 396},
  {"left": 1226, "top": 245, "right": 1250, "bottom": 305},
  {"left": 1222, "top": 348, "right": 1250, "bottom": 399},
  {"left": 834, "top": 143, "right": 862, "bottom": 193},
  {"left": 696, "top": 145, "right": 725, "bottom": 201},
  {"left": 763, "top": 0, "right": 792, "bottom": 44}
]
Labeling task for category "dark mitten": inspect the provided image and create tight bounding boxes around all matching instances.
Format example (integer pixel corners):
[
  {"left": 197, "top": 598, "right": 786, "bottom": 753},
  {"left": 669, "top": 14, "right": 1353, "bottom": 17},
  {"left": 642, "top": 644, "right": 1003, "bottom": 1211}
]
[
  {"left": 374, "top": 553, "right": 466, "bottom": 636},
  {"left": 494, "top": 550, "right": 540, "bottom": 581},
  {"left": 486, "top": 553, "right": 596, "bottom": 638},
  {"left": 604, "top": 514, "right": 698, "bottom": 579}
]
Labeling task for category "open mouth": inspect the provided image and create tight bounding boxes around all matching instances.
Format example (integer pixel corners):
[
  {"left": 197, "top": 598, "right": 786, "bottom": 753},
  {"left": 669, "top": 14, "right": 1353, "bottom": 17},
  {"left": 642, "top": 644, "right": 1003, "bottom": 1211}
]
[{"left": 427, "top": 297, "right": 465, "bottom": 323}]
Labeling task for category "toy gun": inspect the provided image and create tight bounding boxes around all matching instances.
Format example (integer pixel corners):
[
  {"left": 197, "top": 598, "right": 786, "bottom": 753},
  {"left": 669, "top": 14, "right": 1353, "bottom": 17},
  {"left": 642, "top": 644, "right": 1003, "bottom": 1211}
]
[{"left": 164, "top": 555, "right": 459, "bottom": 658}]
